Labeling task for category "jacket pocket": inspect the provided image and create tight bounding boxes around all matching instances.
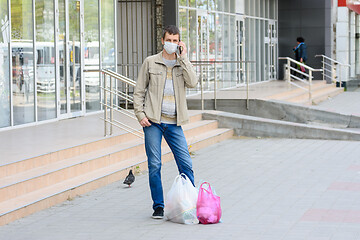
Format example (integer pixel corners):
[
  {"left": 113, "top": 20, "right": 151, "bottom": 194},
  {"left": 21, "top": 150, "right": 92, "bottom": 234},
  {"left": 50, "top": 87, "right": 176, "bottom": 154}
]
[
  {"left": 149, "top": 68, "right": 163, "bottom": 87},
  {"left": 175, "top": 72, "right": 184, "bottom": 88}
]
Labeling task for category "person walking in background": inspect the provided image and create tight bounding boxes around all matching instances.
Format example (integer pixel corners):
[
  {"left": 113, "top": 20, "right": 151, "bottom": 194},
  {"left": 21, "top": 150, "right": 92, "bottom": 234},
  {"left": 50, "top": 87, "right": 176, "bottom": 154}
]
[
  {"left": 133, "top": 25, "right": 198, "bottom": 219},
  {"left": 293, "top": 37, "right": 308, "bottom": 78}
]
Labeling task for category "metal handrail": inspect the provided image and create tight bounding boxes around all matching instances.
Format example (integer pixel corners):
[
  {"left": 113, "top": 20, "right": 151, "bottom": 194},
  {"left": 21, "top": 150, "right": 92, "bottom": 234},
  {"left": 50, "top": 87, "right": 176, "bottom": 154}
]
[
  {"left": 278, "top": 57, "right": 323, "bottom": 103},
  {"left": 85, "top": 68, "right": 143, "bottom": 138},
  {"left": 190, "top": 60, "right": 255, "bottom": 110},
  {"left": 315, "top": 54, "right": 350, "bottom": 67},
  {"left": 315, "top": 55, "right": 350, "bottom": 84}
]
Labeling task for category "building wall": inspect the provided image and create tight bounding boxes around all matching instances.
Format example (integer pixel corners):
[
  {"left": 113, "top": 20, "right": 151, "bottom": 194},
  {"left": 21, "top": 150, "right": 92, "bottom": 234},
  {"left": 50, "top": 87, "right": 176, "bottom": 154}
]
[
  {"left": 278, "top": 0, "right": 331, "bottom": 80},
  {"left": 334, "top": 0, "right": 360, "bottom": 82}
]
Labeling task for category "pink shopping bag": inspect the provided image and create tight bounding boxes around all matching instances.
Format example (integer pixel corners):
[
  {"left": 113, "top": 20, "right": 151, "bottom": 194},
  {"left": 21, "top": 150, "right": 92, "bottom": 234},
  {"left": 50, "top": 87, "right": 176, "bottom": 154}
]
[{"left": 196, "top": 182, "right": 221, "bottom": 224}]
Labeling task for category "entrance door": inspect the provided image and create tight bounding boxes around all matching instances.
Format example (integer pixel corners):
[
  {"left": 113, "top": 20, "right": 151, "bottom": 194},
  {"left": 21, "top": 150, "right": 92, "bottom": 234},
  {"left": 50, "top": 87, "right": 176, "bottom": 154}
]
[
  {"left": 58, "top": 0, "right": 84, "bottom": 118},
  {"left": 236, "top": 16, "right": 245, "bottom": 85}
]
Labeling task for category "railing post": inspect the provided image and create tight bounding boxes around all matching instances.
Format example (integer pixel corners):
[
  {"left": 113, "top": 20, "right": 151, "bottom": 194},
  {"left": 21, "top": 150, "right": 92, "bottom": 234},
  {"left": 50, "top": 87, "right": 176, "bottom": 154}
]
[
  {"left": 339, "top": 65, "right": 342, "bottom": 88},
  {"left": 125, "top": 66, "right": 129, "bottom": 109},
  {"left": 246, "top": 61, "right": 250, "bottom": 110},
  {"left": 200, "top": 65, "right": 204, "bottom": 110},
  {"left": 286, "top": 58, "right": 291, "bottom": 85},
  {"left": 322, "top": 56, "right": 325, "bottom": 81},
  {"left": 214, "top": 62, "right": 217, "bottom": 110},
  {"left": 110, "top": 76, "right": 113, "bottom": 135},
  {"left": 309, "top": 69, "right": 313, "bottom": 104},
  {"left": 104, "top": 73, "right": 107, "bottom": 137}
]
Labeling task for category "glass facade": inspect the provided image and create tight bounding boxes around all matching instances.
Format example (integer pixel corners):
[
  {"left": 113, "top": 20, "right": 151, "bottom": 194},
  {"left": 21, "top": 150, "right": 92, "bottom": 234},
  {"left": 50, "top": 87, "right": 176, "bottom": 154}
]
[
  {"left": 1, "top": 0, "right": 116, "bottom": 129},
  {"left": 179, "top": 0, "right": 278, "bottom": 94}
]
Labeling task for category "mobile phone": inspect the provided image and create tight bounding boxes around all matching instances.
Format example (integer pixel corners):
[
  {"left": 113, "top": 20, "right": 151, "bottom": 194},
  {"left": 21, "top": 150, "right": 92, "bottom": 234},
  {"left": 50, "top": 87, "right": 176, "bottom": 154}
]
[{"left": 178, "top": 46, "right": 183, "bottom": 55}]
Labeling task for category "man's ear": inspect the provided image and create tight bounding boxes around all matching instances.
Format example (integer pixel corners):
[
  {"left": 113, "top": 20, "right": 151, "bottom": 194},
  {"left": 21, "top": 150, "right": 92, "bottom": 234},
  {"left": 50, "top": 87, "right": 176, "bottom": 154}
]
[{"left": 161, "top": 38, "right": 164, "bottom": 45}]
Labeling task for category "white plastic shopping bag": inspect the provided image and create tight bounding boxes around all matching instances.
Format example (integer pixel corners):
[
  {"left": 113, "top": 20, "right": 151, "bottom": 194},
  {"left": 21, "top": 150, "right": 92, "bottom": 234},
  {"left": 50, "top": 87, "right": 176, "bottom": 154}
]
[{"left": 165, "top": 173, "right": 199, "bottom": 224}]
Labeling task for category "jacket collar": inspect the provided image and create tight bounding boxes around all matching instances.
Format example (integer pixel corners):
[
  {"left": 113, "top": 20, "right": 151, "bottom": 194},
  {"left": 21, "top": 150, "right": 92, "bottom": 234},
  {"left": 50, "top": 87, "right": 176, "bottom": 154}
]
[{"left": 154, "top": 50, "right": 181, "bottom": 67}]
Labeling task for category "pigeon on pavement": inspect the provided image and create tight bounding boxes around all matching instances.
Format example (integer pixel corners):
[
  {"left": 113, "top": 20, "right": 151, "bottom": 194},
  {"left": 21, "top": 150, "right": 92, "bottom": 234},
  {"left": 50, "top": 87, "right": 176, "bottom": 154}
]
[{"left": 123, "top": 169, "right": 135, "bottom": 187}]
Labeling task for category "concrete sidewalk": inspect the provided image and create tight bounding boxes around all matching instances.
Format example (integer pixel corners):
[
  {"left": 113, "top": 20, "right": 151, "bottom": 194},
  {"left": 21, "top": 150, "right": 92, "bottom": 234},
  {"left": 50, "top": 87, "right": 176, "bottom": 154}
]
[
  {"left": 315, "top": 90, "right": 360, "bottom": 116},
  {"left": 1, "top": 138, "right": 360, "bottom": 240}
]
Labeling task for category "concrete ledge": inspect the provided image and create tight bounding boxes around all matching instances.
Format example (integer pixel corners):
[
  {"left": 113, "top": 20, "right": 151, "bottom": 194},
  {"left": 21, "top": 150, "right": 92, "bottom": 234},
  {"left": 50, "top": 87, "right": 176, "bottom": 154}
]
[
  {"left": 188, "top": 99, "right": 360, "bottom": 128},
  {"left": 202, "top": 111, "right": 360, "bottom": 141}
]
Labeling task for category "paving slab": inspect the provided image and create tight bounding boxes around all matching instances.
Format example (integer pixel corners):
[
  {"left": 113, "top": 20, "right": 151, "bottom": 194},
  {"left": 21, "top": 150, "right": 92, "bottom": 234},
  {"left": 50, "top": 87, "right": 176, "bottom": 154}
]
[
  {"left": 1, "top": 138, "right": 360, "bottom": 240},
  {"left": 315, "top": 91, "right": 360, "bottom": 116}
]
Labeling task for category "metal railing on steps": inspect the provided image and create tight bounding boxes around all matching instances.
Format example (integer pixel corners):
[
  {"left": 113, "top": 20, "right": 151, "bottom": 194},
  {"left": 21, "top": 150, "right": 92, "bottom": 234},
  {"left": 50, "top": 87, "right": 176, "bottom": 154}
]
[
  {"left": 190, "top": 60, "right": 255, "bottom": 110},
  {"left": 278, "top": 57, "right": 323, "bottom": 103},
  {"left": 84, "top": 69, "right": 143, "bottom": 139},
  {"left": 315, "top": 55, "right": 350, "bottom": 87}
]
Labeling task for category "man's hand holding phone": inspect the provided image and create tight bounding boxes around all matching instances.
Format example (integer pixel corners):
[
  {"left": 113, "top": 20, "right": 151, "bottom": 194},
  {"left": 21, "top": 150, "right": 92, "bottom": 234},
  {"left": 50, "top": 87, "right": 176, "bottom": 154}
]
[{"left": 178, "top": 41, "right": 187, "bottom": 57}]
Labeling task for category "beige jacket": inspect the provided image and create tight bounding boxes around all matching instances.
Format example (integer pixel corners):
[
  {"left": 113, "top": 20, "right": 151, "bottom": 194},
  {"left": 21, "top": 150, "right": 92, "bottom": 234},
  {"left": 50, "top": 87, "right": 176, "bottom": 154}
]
[{"left": 133, "top": 51, "right": 198, "bottom": 126}]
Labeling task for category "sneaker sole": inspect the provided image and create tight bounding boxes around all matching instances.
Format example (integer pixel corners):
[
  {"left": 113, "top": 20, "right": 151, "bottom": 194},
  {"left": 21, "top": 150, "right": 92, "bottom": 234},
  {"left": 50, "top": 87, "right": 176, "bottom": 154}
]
[{"left": 152, "top": 215, "right": 164, "bottom": 219}]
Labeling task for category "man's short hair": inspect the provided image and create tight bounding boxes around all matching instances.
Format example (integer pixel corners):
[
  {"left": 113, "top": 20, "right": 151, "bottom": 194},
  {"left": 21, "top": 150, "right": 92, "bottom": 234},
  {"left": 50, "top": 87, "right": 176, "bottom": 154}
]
[
  {"left": 162, "top": 25, "right": 180, "bottom": 40},
  {"left": 297, "top": 37, "right": 305, "bottom": 43}
]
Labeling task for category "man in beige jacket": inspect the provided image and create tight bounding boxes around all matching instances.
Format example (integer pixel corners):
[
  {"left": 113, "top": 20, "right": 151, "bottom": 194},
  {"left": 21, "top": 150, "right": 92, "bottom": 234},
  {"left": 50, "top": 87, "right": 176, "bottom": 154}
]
[{"left": 133, "top": 25, "right": 198, "bottom": 219}]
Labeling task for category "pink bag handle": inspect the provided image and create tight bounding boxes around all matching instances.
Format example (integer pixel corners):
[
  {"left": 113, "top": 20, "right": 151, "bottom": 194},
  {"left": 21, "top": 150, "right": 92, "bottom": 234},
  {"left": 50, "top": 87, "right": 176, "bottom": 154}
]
[{"left": 199, "top": 182, "right": 213, "bottom": 194}]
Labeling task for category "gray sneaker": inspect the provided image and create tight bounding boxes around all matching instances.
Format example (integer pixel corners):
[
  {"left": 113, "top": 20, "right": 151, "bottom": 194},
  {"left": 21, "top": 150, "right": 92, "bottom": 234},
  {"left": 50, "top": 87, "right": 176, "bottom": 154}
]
[{"left": 152, "top": 207, "right": 164, "bottom": 219}]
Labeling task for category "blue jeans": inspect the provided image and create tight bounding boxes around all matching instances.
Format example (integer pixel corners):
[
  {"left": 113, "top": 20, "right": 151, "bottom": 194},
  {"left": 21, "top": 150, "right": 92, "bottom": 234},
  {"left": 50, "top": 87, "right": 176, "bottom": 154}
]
[{"left": 143, "top": 122, "right": 194, "bottom": 210}]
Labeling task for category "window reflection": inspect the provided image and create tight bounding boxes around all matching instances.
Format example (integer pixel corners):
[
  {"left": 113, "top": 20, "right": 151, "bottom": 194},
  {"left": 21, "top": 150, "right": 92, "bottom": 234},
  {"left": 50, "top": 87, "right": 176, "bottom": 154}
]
[
  {"left": 101, "top": 0, "right": 115, "bottom": 71},
  {"left": 11, "top": 0, "right": 35, "bottom": 125},
  {"left": 36, "top": 0, "right": 56, "bottom": 121},
  {"left": 69, "top": 0, "right": 81, "bottom": 112},
  {"left": 59, "top": 0, "right": 67, "bottom": 114},
  {"left": 84, "top": 0, "right": 100, "bottom": 112},
  {"left": 0, "top": 0, "right": 10, "bottom": 127}
]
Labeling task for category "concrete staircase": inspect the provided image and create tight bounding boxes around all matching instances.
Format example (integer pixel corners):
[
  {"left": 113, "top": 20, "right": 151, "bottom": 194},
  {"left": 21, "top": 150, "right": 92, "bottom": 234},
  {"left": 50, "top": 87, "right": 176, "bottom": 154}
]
[
  {"left": 265, "top": 81, "right": 344, "bottom": 105},
  {"left": 0, "top": 114, "right": 233, "bottom": 226}
]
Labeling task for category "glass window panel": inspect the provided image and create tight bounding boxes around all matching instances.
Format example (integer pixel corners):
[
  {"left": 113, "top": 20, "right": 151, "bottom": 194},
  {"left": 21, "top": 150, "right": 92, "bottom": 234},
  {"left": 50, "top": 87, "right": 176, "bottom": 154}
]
[
  {"left": 223, "top": 14, "right": 230, "bottom": 87},
  {"left": 179, "top": 8, "right": 188, "bottom": 47},
  {"left": 179, "top": 0, "right": 188, "bottom": 7},
  {"left": 216, "top": 0, "right": 223, "bottom": 11},
  {"left": 35, "top": 0, "right": 56, "bottom": 121},
  {"left": 208, "top": 0, "right": 215, "bottom": 11},
  {"left": 223, "top": 0, "right": 230, "bottom": 13},
  {"left": 59, "top": 0, "right": 67, "bottom": 114},
  {"left": 216, "top": 13, "right": 222, "bottom": 61},
  {"left": 11, "top": 0, "right": 35, "bottom": 125},
  {"left": 101, "top": 0, "right": 115, "bottom": 71},
  {"left": 0, "top": 0, "right": 10, "bottom": 127},
  {"left": 229, "top": 16, "right": 236, "bottom": 85},
  {"left": 197, "top": 0, "right": 207, "bottom": 10},
  {"left": 84, "top": 0, "right": 100, "bottom": 112},
  {"left": 230, "top": 0, "right": 235, "bottom": 13},
  {"left": 209, "top": 13, "right": 215, "bottom": 60},
  {"left": 189, "top": 0, "right": 196, "bottom": 8},
  {"left": 69, "top": 0, "right": 81, "bottom": 112},
  {"left": 215, "top": 13, "right": 223, "bottom": 88},
  {"left": 188, "top": 9, "right": 197, "bottom": 61}
]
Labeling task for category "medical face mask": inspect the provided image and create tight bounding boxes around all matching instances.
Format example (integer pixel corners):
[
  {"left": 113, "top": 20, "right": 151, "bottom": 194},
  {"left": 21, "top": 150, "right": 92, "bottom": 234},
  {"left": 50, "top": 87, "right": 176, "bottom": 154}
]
[{"left": 163, "top": 41, "right": 178, "bottom": 54}]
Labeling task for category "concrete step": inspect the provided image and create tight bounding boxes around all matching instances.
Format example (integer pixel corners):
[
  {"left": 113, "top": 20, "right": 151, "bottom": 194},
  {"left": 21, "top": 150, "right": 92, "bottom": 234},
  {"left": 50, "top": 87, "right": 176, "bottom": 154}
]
[
  {"left": 0, "top": 126, "right": 233, "bottom": 226},
  {"left": 203, "top": 111, "right": 360, "bottom": 141},
  {"left": 265, "top": 81, "right": 327, "bottom": 101},
  {"left": 287, "top": 84, "right": 343, "bottom": 104},
  {"left": 266, "top": 81, "right": 344, "bottom": 106},
  {"left": 302, "top": 86, "right": 344, "bottom": 105},
  {"left": 0, "top": 119, "right": 218, "bottom": 203},
  {"left": 0, "top": 113, "right": 203, "bottom": 178}
]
